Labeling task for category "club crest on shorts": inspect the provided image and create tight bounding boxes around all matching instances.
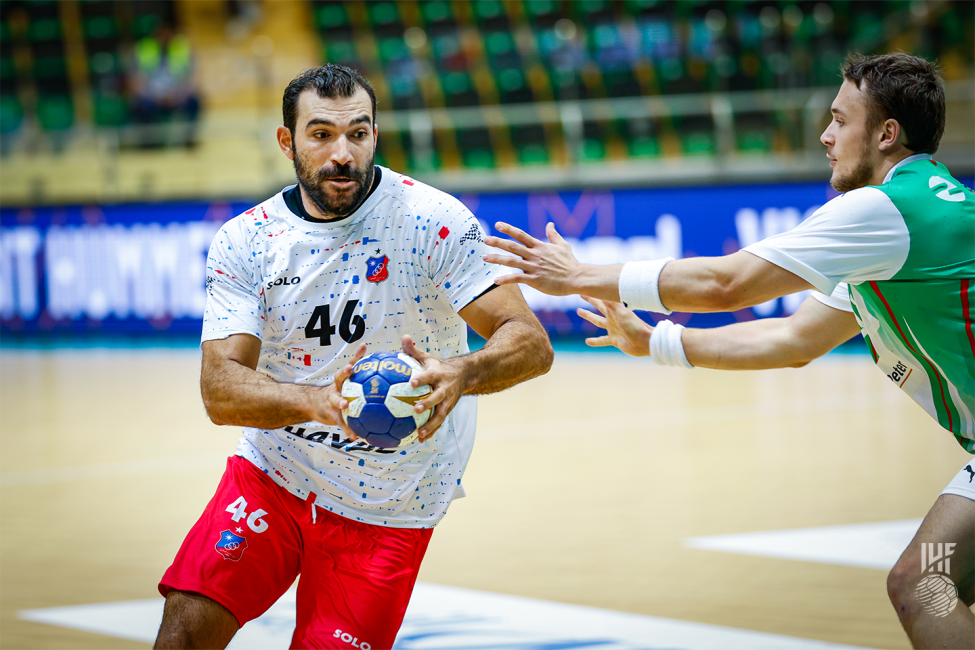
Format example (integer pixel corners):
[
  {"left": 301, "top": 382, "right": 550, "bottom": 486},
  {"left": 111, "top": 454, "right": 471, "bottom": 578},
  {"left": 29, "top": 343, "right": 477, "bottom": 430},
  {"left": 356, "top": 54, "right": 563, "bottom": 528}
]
[
  {"left": 366, "top": 254, "right": 389, "bottom": 283},
  {"left": 215, "top": 530, "right": 248, "bottom": 561}
]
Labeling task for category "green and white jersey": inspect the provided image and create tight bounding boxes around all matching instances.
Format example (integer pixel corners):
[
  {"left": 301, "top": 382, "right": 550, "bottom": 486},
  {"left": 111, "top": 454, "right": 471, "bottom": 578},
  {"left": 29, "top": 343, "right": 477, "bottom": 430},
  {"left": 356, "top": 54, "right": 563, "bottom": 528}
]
[{"left": 746, "top": 154, "right": 975, "bottom": 451}]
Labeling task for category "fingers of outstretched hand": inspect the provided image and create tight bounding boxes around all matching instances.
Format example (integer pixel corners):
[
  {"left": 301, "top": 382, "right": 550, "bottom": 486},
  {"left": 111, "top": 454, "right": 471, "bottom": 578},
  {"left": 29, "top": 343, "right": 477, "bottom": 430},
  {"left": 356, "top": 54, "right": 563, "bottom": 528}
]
[
  {"left": 545, "top": 221, "right": 566, "bottom": 244},
  {"left": 576, "top": 307, "right": 608, "bottom": 328},
  {"left": 482, "top": 234, "right": 532, "bottom": 258},
  {"left": 481, "top": 253, "right": 530, "bottom": 272},
  {"left": 585, "top": 336, "right": 612, "bottom": 347},
  {"left": 493, "top": 221, "right": 537, "bottom": 246}
]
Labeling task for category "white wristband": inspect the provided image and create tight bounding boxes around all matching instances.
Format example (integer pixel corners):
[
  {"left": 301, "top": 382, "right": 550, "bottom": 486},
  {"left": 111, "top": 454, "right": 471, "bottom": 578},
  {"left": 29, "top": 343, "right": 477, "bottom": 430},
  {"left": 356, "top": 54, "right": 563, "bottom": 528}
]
[
  {"left": 618, "top": 258, "right": 674, "bottom": 314},
  {"left": 649, "top": 319, "right": 694, "bottom": 369}
]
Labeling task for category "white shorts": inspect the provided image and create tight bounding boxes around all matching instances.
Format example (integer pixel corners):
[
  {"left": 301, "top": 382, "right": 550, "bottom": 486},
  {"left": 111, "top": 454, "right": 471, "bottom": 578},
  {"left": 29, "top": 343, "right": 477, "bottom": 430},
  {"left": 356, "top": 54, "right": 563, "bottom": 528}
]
[{"left": 941, "top": 458, "right": 975, "bottom": 501}]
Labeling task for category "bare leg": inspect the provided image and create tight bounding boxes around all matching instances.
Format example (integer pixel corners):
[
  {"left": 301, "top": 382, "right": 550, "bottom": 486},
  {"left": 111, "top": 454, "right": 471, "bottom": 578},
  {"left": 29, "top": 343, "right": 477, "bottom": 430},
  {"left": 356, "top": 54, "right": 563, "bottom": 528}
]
[
  {"left": 154, "top": 590, "right": 240, "bottom": 650},
  {"left": 888, "top": 495, "right": 975, "bottom": 649}
]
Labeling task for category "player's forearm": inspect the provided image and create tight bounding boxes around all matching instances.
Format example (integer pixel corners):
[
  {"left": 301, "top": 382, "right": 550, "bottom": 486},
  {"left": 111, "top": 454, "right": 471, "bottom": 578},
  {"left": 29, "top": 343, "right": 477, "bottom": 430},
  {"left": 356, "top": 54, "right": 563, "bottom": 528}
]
[
  {"left": 457, "top": 317, "right": 553, "bottom": 395},
  {"left": 573, "top": 264, "right": 624, "bottom": 302},
  {"left": 201, "top": 358, "right": 332, "bottom": 428},
  {"left": 681, "top": 319, "right": 817, "bottom": 370}
]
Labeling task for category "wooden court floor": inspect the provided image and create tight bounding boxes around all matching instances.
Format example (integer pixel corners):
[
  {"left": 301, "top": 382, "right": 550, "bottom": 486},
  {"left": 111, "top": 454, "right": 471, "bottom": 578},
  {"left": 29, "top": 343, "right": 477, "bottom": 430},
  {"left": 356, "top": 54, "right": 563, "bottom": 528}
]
[{"left": 1, "top": 346, "right": 971, "bottom": 649}]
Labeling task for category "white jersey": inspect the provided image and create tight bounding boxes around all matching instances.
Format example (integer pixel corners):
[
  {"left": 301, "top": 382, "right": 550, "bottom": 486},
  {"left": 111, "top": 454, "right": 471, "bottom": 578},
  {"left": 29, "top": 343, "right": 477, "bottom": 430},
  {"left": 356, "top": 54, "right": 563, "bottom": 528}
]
[{"left": 202, "top": 167, "right": 505, "bottom": 528}]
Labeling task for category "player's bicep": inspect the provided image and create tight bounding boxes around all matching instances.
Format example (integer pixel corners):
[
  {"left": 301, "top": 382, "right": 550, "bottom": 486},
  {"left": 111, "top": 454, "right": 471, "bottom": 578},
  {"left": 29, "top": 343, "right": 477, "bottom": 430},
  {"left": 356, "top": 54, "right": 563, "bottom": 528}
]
[{"left": 458, "top": 284, "right": 537, "bottom": 340}]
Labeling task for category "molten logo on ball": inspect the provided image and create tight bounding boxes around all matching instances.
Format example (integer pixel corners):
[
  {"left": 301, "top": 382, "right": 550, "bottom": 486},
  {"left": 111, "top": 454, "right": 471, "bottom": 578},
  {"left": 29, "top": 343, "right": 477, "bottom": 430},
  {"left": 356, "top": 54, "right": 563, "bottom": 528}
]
[{"left": 341, "top": 351, "right": 431, "bottom": 448}]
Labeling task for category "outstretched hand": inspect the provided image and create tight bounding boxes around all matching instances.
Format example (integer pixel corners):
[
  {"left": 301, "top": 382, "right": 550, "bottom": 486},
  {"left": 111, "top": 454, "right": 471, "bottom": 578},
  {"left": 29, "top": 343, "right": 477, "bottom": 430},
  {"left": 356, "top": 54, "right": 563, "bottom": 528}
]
[
  {"left": 483, "top": 222, "right": 582, "bottom": 296},
  {"left": 317, "top": 342, "right": 368, "bottom": 440},
  {"left": 577, "top": 297, "right": 653, "bottom": 357},
  {"left": 401, "top": 334, "right": 466, "bottom": 443}
]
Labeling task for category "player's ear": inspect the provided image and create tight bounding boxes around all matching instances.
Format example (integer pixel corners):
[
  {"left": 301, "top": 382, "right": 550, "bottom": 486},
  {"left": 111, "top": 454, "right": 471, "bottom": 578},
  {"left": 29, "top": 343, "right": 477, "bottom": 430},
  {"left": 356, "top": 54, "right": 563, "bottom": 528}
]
[
  {"left": 878, "top": 118, "right": 901, "bottom": 151},
  {"left": 277, "top": 125, "right": 295, "bottom": 160}
]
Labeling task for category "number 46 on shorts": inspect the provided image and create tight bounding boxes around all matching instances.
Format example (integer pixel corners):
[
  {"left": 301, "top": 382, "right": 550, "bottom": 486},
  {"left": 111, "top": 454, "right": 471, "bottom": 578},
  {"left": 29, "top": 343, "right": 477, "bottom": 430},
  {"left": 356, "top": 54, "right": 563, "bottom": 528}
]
[{"left": 225, "top": 496, "right": 269, "bottom": 533}]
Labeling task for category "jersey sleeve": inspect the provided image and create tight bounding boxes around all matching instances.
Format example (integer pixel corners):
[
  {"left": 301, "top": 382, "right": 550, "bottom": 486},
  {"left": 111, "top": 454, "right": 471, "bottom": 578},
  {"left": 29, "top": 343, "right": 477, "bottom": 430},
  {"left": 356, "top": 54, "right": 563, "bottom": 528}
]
[
  {"left": 743, "top": 187, "right": 910, "bottom": 294},
  {"left": 810, "top": 282, "right": 853, "bottom": 312},
  {"left": 202, "top": 221, "right": 266, "bottom": 342},
  {"left": 424, "top": 199, "right": 507, "bottom": 312}
]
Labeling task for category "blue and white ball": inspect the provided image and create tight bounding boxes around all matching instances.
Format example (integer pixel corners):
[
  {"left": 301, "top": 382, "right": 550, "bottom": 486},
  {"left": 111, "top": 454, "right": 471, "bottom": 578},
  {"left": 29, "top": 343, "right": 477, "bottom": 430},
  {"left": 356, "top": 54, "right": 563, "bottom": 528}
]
[{"left": 340, "top": 351, "right": 432, "bottom": 448}]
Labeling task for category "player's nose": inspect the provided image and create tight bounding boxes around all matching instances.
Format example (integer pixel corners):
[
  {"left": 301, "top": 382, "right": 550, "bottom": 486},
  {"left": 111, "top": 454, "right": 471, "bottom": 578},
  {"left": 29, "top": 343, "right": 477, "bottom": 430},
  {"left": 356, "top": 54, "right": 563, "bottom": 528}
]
[
  {"left": 820, "top": 126, "right": 833, "bottom": 147},
  {"left": 328, "top": 135, "right": 355, "bottom": 166}
]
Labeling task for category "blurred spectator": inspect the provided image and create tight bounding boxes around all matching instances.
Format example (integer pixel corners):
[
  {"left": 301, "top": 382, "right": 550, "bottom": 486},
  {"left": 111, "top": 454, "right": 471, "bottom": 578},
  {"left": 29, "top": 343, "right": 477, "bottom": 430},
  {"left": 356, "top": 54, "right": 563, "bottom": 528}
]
[
  {"left": 129, "top": 25, "right": 200, "bottom": 147},
  {"left": 226, "top": 0, "right": 262, "bottom": 41}
]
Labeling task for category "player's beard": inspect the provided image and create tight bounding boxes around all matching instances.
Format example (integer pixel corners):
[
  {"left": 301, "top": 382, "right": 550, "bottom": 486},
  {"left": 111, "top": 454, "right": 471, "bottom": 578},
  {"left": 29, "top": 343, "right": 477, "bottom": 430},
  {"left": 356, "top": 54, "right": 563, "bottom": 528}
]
[
  {"left": 292, "top": 144, "right": 375, "bottom": 219},
  {"left": 830, "top": 140, "right": 874, "bottom": 193}
]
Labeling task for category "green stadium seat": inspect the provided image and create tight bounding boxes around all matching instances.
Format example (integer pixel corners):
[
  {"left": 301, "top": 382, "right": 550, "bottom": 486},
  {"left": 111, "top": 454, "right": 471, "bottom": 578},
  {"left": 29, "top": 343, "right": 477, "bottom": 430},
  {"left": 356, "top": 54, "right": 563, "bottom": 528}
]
[
  {"left": 575, "top": 0, "right": 615, "bottom": 23},
  {"left": 366, "top": 0, "right": 403, "bottom": 35},
  {"left": 36, "top": 94, "right": 73, "bottom": 131},
  {"left": 472, "top": 0, "right": 507, "bottom": 27},
  {"left": 419, "top": 1, "right": 454, "bottom": 26},
  {"left": 625, "top": 0, "right": 664, "bottom": 17},
  {"left": 83, "top": 15, "right": 118, "bottom": 40},
  {"left": 0, "top": 55, "right": 15, "bottom": 81},
  {"left": 89, "top": 50, "right": 121, "bottom": 76},
  {"left": 28, "top": 18, "right": 62, "bottom": 42},
  {"left": 510, "top": 122, "right": 548, "bottom": 165},
  {"left": 324, "top": 39, "right": 358, "bottom": 67},
  {"left": 33, "top": 55, "right": 67, "bottom": 80},
  {"left": 462, "top": 147, "right": 495, "bottom": 169},
  {"left": 130, "top": 13, "right": 161, "bottom": 39},
  {"left": 627, "top": 137, "right": 660, "bottom": 158},
  {"left": 524, "top": 0, "right": 560, "bottom": 27},
  {"left": 0, "top": 95, "right": 23, "bottom": 134},
  {"left": 496, "top": 67, "right": 534, "bottom": 103},
  {"left": 440, "top": 70, "right": 479, "bottom": 107},
  {"left": 315, "top": 3, "right": 349, "bottom": 31},
  {"left": 737, "top": 130, "right": 771, "bottom": 154},
  {"left": 92, "top": 93, "right": 129, "bottom": 126},
  {"left": 580, "top": 138, "right": 607, "bottom": 162},
  {"left": 378, "top": 37, "right": 408, "bottom": 64},
  {"left": 517, "top": 143, "right": 549, "bottom": 165},
  {"left": 682, "top": 132, "right": 715, "bottom": 156},
  {"left": 456, "top": 126, "right": 494, "bottom": 168}
]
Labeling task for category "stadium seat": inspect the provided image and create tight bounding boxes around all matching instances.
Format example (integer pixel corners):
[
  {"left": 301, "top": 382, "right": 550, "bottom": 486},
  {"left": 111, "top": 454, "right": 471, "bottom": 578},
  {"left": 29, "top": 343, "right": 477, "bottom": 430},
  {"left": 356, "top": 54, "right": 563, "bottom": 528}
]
[
  {"left": 0, "top": 94, "right": 23, "bottom": 134},
  {"left": 456, "top": 126, "right": 495, "bottom": 168},
  {"left": 36, "top": 94, "right": 73, "bottom": 131},
  {"left": 418, "top": 1, "right": 456, "bottom": 30},
  {"left": 471, "top": 0, "right": 510, "bottom": 31},
  {"left": 511, "top": 122, "right": 550, "bottom": 166},
  {"left": 366, "top": 2, "right": 404, "bottom": 38},
  {"left": 92, "top": 92, "right": 128, "bottom": 127}
]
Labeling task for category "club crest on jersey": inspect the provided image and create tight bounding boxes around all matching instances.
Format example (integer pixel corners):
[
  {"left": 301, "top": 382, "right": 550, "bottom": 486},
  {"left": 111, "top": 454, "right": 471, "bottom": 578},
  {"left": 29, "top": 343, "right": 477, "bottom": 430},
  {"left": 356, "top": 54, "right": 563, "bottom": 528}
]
[
  {"left": 366, "top": 254, "right": 389, "bottom": 283},
  {"left": 215, "top": 530, "right": 248, "bottom": 561}
]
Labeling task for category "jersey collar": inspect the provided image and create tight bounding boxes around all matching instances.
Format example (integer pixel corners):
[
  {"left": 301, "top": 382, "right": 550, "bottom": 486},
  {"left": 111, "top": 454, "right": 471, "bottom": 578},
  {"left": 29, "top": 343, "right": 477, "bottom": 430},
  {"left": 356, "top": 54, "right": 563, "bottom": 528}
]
[
  {"left": 883, "top": 153, "right": 933, "bottom": 184},
  {"left": 277, "top": 165, "right": 393, "bottom": 230}
]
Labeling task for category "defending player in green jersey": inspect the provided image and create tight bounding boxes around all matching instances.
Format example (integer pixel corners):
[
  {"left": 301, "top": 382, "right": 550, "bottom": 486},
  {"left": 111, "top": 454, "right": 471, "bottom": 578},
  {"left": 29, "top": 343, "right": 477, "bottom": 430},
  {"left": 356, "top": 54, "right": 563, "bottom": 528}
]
[{"left": 485, "top": 53, "right": 974, "bottom": 649}]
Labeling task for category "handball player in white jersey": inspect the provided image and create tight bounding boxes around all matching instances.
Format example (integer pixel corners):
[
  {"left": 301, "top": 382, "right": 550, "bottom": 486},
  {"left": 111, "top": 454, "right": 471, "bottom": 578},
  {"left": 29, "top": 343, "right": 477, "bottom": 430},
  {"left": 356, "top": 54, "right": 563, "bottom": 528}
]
[
  {"left": 154, "top": 64, "right": 552, "bottom": 649},
  {"left": 485, "top": 53, "right": 973, "bottom": 648}
]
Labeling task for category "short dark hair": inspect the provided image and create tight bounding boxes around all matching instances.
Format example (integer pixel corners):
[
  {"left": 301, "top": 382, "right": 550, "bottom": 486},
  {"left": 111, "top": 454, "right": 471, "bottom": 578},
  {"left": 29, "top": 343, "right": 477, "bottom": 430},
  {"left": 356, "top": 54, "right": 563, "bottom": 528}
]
[
  {"left": 841, "top": 52, "right": 945, "bottom": 154},
  {"left": 282, "top": 64, "right": 377, "bottom": 135}
]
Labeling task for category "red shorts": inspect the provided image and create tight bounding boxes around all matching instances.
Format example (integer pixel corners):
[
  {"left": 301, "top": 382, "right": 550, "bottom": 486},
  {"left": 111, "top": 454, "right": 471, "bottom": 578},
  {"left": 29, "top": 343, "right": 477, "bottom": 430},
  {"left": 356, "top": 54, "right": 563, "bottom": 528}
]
[{"left": 159, "top": 456, "right": 433, "bottom": 650}]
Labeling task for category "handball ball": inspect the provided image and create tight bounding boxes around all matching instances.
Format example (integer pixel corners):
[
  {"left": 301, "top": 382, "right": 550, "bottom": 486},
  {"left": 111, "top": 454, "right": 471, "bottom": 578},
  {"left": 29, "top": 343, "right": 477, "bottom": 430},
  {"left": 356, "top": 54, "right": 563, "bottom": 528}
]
[{"left": 341, "top": 351, "right": 432, "bottom": 448}]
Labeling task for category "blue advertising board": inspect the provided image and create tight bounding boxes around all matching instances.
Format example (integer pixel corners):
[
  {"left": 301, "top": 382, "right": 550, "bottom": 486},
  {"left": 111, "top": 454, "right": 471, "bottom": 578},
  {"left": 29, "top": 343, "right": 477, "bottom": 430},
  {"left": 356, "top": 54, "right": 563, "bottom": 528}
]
[{"left": 4, "top": 178, "right": 969, "bottom": 338}]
